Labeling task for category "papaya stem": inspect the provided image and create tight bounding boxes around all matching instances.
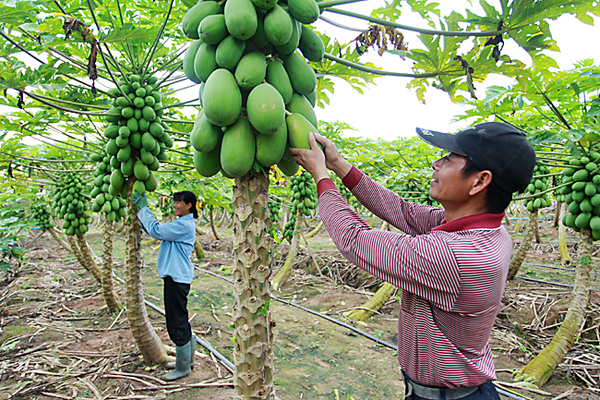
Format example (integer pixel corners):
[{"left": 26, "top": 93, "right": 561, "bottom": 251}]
[
  {"left": 319, "top": 15, "right": 366, "bottom": 32},
  {"left": 318, "top": 0, "right": 367, "bottom": 8},
  {"left": 324, "top": 53, "right": 453, "bottom": 78},
  {"left": 323, "top": 8, "right": 508, "bottom": 37},
  {"left": 512, "top": 182, "right": 571, "bottom": 201},
  {"left": 140, "top": 0, "right": 175, "bottom": 79}
]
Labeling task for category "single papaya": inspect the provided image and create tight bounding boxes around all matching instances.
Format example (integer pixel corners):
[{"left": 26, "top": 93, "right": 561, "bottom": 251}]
[
  {"left": 220, "top": 118, "right": 255, "bottom": 178},
  {"left": 287, "top": 0, "right": 320, "bottom": 24},
  {"left": 305, "top": 89, "right": 317, "bottom": 107},
  {"left": 247, "top": 83, "right": 286, "bottom": 135},
  {"left": 134, "top": 159, "right": 150, "bottom": 181},
  {"left": 287, "top": 93, "right": 317, "bottom": 128},
  {"left": 256, "top": 119, "right": 287, "bottom": 167},
  {"left": 144, "top": 172, "right": 158, "bottom": 192},
  {"left": 181, "top": 1, "right": 223, "bottom": 39},
  {"left": 132, "top": 180, "right": 146, "bottom": 195},
  {"left": 191, "top": 112, "right": 223, "bottom": 152},
  {"left": 215, "top": 35, "right": 246, "bottom": 71},
  {"left": 183, "top": 40, "right": 202, "bottom": 83},
  {"left": 142, "top": 105, "right": 156, "bottom": 121},
  {"left": 121, "top": 157, "right": 134, "bottom": 176},
  {"left": 235, "top": 51, "right": 267, "bottom": 91},
  {"left": 142, "top": 132, "right": 157, "bottom": 151},
  {"left": 224, "top": 0, "right": 258, "bottom": 40},
  {"left": 202, "top": 69, "right": 242, "bottom": 127},
  {"left": 193, "top": 145, "right": 221, "bottom": 177},
  {"left": 277, "top": 157, "right": 299, "bottom": 176},
  {"left": 106, "top": 138, "right": 119, "bottom": 156},
  {"left": 264, "top": 5, "right": 293, "bottom": 46},
  {"left": 141, "top": 148, "right": 155, "bottom": 165},
  {"left": 104, "top": 124, "right": 120, "bottom": 139},
  {"left": 252, "top": 0, "right": 277, "bottom": 10},
  {"left": 299, "top": 25, "right": 325, "bottom": 62},
  {"left": 275, "top": 18, "right": 301, "bottom": 56},
  {"left": 194, "top": 42, "right": 218, "bottom": 82},
  {"left": 198, "top": 14, "right": 228, "bottom": 45},
  {"left": 105, "top": 107, "right": 122, "bottom": 123},
  {"left": 287, "top": 113, "right": 318, "bottom": 150},
  {"left": 110, "top": 169, "right": 125, "bottom": 190},
  {"left": 116, "top": 145, "right": 132, "bottom": 162},
  {"left": 266, "top": 59, "right": 293, "bottom": 104},
  {"left": 284, "top": 52, "right": 317, "bottom": 96}
]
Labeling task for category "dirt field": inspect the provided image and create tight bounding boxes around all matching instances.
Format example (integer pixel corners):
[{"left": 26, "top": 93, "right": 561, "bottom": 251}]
[{"left": 0, "top": 215, "right": 599, "bottom": 400}]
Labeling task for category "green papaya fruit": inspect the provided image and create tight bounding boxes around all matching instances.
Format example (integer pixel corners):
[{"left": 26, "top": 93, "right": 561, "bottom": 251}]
[
  {"left": 275, "top": 18, "right": 301, "bottom": 56},
  {"left": 287, "top": 113, "right": 318, "bottom": 150},
  {"left": 256, "top": 119, "right": 287, "bottom": 167},
  {"left": 117, "top": 145, "right": 132, "bottom": 162},
  {"left": 220, "top": 118, "right": 255, "bottom": 177},
  {"left": 144, "top": 172, "right": 158, "bottom": 192},
  {"left": 198, "top": 14, "right": 228, "bottom": 45},
  {"left": 193, "top": 42, "right": 218, "bottom": 83},
  {"left": 215, "top": 35, "right": 246, "bottom": 71},
  {"left": 235, "top": 51, "right": 267, "bottom": 91},
  {"left": 575, "top": 212, "right": 592, "bottom": 229},
  {"left": 590, "top": 216, "right": 600, "bottom": 231},
  {"left": 247, "top": 83, "right": 285, "bottom": 135},
  {"left": 277, "top": 157, "right": 299, "bottom": 176},
  {"left": 183, "top": 40, "right": 202, "bottom": 84},
  {"left": 193, "top": 145, "right": 222, "bottom": 177},
  {"left": 288, "top": 0, "right": 320, "bottom": 24},
  {"left": 148, "top": 156, "right": 160, "bottom": 171},
  {"left": 105, "top": 107, "right": 122, "bottom": 123},
  {"left": 130, "top": 132, "right": 142, "bottom": 149},
  {"left": 142, "top": 132, "right": 157, "bottom": 151},
  {"left": 298, "top": 25, "right": 325, "bottom": 62},
  {"left": 305, "top": 89, "right": 317, "bottom": 107},
  {"left": 266, "top": 59, "right": 293, "bottom": 104},
  {"left": 149, "top": 122, "right": 164, "bottom": 138},
  {"left": 134, "top": 159, "right": 150, "bottom": 181},
  {"left": 141, "top": 148, "right": 155, "bottom": 165},
  {"left": 573, "top": 169, "right": 589, "bottom": 182},
  {"left": 284, "top": 52, "right": 317, "bottom": 96},
  {"left": 106, "top": 139, "right": 119, "bottom": 156},
  {"left": 104, "top": 124, "right": 120, "bottom": 139},
  {"left": 142, "top": 106, "right": 156, "bottom": 122},
  {"left": 191, "top": 111, "right": 223, "bottom": 152},
  {"left": 110, "top": 169, "right": 125, "bottom": 190},
  {"left": 132, "top": 180, "right": 146, "bottom": 195},
  {"left": 181, "top": 0, "right": 223, "bottom": 39},
  {"left": 251, "top": 0, "right": 277, "bottom": 10},
  {"left": 287, "top": 93, "right": 317, "bottom": 128},
  {"left": 121, "top": 157, "right": 134, "bottom": 176},
  {"left": 202, "top": 68, "right": 242, "bottom": 127},
  {"left": 264, "top": 5, "right": 293, "bottom": 45},
  {"left": 224, "top": 0, "right": 258, "bottom": 40}
]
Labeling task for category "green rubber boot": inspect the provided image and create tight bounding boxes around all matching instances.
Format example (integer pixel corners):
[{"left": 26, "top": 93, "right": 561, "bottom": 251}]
[
  {"left": 166, "top": 335, "right": 197, "bottom": 370},
  {"left": 162, "top": 341, "right": 191, "bottom": 381}
]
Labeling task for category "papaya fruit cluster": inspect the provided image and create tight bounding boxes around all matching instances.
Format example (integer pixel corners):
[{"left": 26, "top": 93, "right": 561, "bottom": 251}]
[
  {"left": 52, "top": 173, "right": 91, "bottom": 235},
  {"left": 561, "top": 152, "right": 600, "bottom": 240},
  {"left": 282, "top": 170, "right": 317, "bottom": 241},
  {"left": 103, "top": 74, "right": 171, "bottom": 196},
  {"left": 182, "top": 0, "right": 324, "bottom": 178},
  {"left": 90, "top": 151, "right": 128, "bottom": 222},
  {"left": 268, "top": 197, "right": 281, "bottom": 223},
  {"left": 397, "top": 180, "right": 439, "bottom": 207},
  {"left": 524, "top": 164, "right": 552, "bottom": 212},
  {"left": 30, "top": 200, "right": 54, "bottom": 230}
]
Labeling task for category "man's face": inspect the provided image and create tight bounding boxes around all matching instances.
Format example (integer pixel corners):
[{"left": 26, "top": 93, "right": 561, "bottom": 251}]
[
  {"left": 173, "top": 199, "right": 192, "bottom": 217},
  {"left": 429, "top": 153, "right": 474, "bottom": 207}
]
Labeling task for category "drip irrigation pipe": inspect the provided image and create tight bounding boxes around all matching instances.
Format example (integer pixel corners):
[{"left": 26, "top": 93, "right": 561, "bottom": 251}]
[
  {"left": 195, "top": 267, "right": 527, "bottom": 400},
  {"left": 195, "top": 266, "right": 398, "bottom": 350},
  {"left": 522, "top": 262, "right": 574, "bottom": 272}
]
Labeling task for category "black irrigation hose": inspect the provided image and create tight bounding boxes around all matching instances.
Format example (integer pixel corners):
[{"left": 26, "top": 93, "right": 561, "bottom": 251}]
[
  {"left": 522, "top": 262, "right": 574, "bottom": 272},
  {"left": 195, "top": 266, "right": 398, "bottom": 350},
  {"left": 195, "top": 267, "right": 527, "bottom": 400}
]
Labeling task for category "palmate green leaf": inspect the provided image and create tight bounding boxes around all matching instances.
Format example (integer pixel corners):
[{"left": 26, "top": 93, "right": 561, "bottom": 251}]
[
  {"left": 100, "top": 25, "right": 151, "bottom": 43},
  {"left": 0, "top": 2, "right": 36, "bottom": 25},
  {"left": 507, "top": 0, "right": 600, "bottom": 27}
]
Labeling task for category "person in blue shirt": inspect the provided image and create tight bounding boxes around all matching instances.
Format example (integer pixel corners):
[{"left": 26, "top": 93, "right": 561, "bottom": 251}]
[{"left": 132, "top": 190, "right": 198, "bottom": 381}]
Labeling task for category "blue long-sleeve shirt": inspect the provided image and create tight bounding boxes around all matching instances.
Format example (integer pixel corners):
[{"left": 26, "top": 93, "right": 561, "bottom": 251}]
[{"left": 137, "top": 207, "right": 196, "bottom": 284}]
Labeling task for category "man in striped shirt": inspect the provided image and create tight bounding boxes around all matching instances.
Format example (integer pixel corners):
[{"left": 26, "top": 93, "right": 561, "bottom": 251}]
[{"left": 290, "top": 122, "right": 536, "bottom": 400}]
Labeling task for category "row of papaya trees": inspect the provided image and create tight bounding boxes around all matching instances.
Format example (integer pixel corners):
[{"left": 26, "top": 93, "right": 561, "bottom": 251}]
[{"left": 1, "top": 0, "right": 599, "bottom": 398}]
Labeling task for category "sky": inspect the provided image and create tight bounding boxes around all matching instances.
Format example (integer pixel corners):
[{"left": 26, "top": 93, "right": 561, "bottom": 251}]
[{"left": 311, "top": 1, "right": 600, "bottom": 141}]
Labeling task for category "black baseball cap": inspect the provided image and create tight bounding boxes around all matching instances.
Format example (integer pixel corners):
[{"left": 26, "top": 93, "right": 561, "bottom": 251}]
[{"left": 415, "top": 122, "right": 536, "bottom": 194}]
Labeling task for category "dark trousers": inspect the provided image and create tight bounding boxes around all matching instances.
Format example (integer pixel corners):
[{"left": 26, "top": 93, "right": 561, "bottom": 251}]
[
  {"left": 403, "top": 372, "right": 501, "bottom": 400},
  {"left": 163, "top": 276, "right": 191, "bottom": 347}
]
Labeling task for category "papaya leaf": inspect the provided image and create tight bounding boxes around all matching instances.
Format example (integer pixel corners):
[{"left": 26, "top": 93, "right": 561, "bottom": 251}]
[{"left": 100, "top": 26, "right": 151, "bottom": 43}]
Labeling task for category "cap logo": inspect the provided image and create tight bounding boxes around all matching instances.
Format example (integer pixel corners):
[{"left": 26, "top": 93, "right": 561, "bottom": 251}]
[{"left": 420, "top": 129, "right": 434, "bottom": 136}]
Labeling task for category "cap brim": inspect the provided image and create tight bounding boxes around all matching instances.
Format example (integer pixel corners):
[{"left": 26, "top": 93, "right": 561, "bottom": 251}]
[{"left": 416, "top": 128, "right": 466, "bottom": 156}]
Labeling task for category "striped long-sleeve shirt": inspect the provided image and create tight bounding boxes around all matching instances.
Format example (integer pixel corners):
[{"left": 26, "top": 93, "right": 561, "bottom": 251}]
[{"left": 317, "top": 167, "right": 511, "bottom": 388}]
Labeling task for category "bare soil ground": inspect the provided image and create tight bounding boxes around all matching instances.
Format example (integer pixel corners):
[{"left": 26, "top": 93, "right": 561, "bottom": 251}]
[{"left": 0, "top": 215, "right": 599, "bottom": 400}]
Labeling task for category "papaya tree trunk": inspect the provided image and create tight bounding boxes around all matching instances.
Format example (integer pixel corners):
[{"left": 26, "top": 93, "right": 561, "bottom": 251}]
[
  {"left": 65, "top": 234, "right": 101, "bottom": 283},
  {"left": 507, "top": 210, "right": 538, "bottom": 280},
  {"left": 48, "top": 227, "right": 72, "bottom": 253},
  {"left": 210, "top": 207, "right": 221, "bottom": 240},
  {"left": 193, "top": 236, "right": 205, "bottom": 261},
  {"left": 557, "top": 203, "right": 571, "bottom": 266},
  {"left": 345, "top": 282, "right": 397, "bottom": 322},
  {"left": 231, "top": 173, "right": 275, "bottom": 400},
  {"left": 124, "top": 182, "right": 168, "bottom": 365},
  {"left": 101, "top": 220, "right": 121, "bottom": 313},
  {"left": 513, "top": 228, "right": 593, "bottom": 387},
  {"left": 271, "top": 209, "right": 301, "bottom": 291},
  {"left": 217, "top": 207, "right": 227, "bottom": 227},
  {"left": 514, "top": 200, "right": 525, "bottom": 233},
  {"left": 304, "top": 221, "right": 323, "bottom": 239},
  {"left": 76, "top": 234, "right": 103, "bottom": 283},
  {"left": 554, "top": 201, "right": 560, "bottom": 228},
  {"left": 533, "top": 211, "right": 541, "bottom": 244}
]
